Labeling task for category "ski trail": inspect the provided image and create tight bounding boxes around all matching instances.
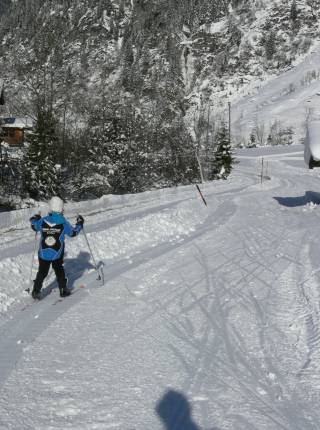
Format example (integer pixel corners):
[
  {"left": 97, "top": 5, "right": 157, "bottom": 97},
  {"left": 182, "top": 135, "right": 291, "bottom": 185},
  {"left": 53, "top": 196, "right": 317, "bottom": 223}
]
[
  {"left": 295, "top": 244, "right": 320, "bottom": 379},
  {"left": 0, "top": 280, "right": 91, "bottom": 389},
  {"left": 116, "top": 174, "right": 315, "bottom": 429},
  {"left": 3, "top": 151, "right": 320, "bottom": 429},
  {"left": 174, "top": 171, "right": 320, "bottom": 429},
  {"left": 0, "top": 192, "right": 241, "bottom": 390}
]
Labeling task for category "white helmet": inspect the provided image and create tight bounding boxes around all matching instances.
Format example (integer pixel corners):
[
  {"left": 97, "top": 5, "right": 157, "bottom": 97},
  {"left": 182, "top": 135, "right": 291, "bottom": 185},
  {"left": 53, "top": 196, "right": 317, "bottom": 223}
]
[{"left": 49, "top": 196, "right": 64, "bottom": 213}]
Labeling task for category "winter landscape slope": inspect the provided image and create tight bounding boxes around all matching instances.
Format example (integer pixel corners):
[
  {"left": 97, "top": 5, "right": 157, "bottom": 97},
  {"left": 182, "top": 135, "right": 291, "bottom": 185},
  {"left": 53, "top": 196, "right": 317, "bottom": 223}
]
[
  {"left": 2, "top": 144, "right": 320, "bottom": 429},
  {"left": 1, "top": 0, "right": 320, "bottom": 206},
  {"left": 2, "top": 2, "right": 320, "bottom": 427},
  {"left": 1, "top": 0, "right": 319, "bottom": 146},
  {"left": 231, "top": 40, "right": 320, "bottom": 145}
]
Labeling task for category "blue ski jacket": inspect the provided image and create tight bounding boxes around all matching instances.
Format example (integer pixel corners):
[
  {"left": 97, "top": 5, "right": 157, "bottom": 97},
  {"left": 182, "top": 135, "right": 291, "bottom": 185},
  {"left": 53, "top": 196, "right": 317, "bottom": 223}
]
[{"left": 31, "top": 213, "right": 82, "bottom": 261}]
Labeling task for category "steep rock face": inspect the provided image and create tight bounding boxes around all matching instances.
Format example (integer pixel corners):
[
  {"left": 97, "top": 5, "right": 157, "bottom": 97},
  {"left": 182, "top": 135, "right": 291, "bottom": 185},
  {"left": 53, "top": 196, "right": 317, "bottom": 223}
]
[
  {"left": 0, "top": 0, "right": 318, "bottom": 140},
  {"left": 0, "top": 0, "right": 131, "bottom": 125},
  {"left": 0, "top": 0, "right": 318, "bottom": 201},
  {"left": 183, "top": 0, "right": 320, "bottom": 112}
]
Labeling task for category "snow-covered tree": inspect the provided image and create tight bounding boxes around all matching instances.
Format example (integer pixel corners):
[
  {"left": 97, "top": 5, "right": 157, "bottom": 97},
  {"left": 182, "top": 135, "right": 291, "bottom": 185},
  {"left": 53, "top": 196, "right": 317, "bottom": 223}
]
[
  {"left": 1, "top": 0, "right": 320, "bottom": 203},
  {"left": 267, "top": 121, "right": 294, "bottom": 146},
  {"left": 264, "top": 30, "right": 276, "bottom": 61},
  {"left": 106, "top": 112, "right": 155, "bottom": 194},
  {"left": 70, "top": 134, "right": 113, "bottom": 200},
  {"left": 248, "top": 133, "right": 257, "bottom": 148},
  {"left": 290, "top": 0, "right": 298, "bottom": 22},
  {"left": 210, "top": 123, "right": 235, "bottom": 180},
  {"left": 70, "top": 96, "right": 157, "bottom": 197},
  {"left": 24, "top": 108, "right": 60, "bottom": 200}
]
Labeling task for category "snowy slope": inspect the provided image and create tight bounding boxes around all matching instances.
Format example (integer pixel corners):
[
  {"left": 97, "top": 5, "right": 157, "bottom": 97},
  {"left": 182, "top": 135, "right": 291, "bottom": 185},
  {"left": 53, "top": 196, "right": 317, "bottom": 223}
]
[
  {"left": 2, "top": 144, "right": 320, "bottom": 429},
  {"left": 231, "top": 42, "right": 320, "bottom": 144}
]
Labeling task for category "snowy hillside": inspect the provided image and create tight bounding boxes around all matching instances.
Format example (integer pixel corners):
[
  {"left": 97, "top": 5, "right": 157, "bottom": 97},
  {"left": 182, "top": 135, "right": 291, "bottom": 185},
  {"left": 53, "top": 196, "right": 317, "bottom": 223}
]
[
  {"left": 2, "top": 144, "right": 320, "bottom": 429},
  {"left": 2, "top": 1, "right": 320, "bottom": 427},
  {"left": 231, "top": 41, "right": 320, "bottom": 145},
  {"left": 1, "top": 0, "right": 320, "bottom": 206},
  {"left": 184, "top": 0, "right": 320, "bottom": 137},
  {"left": 1, "top": 0, "right": 319, "bottom": 145}
]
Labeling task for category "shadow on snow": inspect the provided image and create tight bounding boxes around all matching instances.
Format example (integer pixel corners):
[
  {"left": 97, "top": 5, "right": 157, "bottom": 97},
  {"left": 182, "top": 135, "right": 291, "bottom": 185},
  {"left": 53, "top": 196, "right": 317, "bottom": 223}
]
[
  {"left": 40, "top": 251, "right": 95, "bottom": 297},
  {"left": 156, "top": 389, "right": 221, "bottom": 430},
  {"left": 273, "top": 191, "right": 320, "bottom": 207}
]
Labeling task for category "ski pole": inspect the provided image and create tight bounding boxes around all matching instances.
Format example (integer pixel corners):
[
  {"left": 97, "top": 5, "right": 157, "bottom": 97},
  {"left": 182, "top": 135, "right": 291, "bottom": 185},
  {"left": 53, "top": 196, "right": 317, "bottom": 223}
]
[
  {"left": 26, "top": 232, "right": 38, "bottom": 293},
  {"left": 26, "top": 211, "right": 42, "bottom": 293},
  {"left": 82, "top": 227, "right": 98, "bottom": 268},
  {"left": 81, "top": 226, "right": 104, "bottom": 285}
]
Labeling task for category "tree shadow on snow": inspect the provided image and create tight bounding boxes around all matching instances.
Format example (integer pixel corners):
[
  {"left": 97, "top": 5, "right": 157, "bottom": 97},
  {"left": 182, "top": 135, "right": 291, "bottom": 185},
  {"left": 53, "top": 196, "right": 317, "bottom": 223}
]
[
  {"left": 156, "top": 389, "right": 221, "bottom": 430},
  {"left": 273, "top": 191, "right": 320, "bottom": 207},
  {"left": 40, "top": 251, "right": 94, "bottom": 298}
]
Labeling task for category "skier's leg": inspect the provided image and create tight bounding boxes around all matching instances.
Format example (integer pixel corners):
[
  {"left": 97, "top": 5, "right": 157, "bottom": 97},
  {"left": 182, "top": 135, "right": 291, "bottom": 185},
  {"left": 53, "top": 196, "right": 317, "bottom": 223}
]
[
  {"left": 52, "top": 257, "right": 70, "bottom": 297},
  {"left": 32, "top": 258, "right": 50, "bottom": 299}
]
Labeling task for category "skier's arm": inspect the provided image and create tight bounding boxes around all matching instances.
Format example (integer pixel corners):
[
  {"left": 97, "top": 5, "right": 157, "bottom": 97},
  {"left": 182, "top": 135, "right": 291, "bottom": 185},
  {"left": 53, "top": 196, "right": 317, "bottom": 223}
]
[
  {"left": 64, "top": 215, "right": 84, "bottom": 237},
  {"left": 30, "top": 214, "right": 42, "bottom": 232}
]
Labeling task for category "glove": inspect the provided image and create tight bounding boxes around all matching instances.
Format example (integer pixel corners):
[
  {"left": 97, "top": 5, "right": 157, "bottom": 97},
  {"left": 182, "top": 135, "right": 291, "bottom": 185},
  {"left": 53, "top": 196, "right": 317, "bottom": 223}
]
[
  {"left": 30, "top": 214, "right": 41, "bottom": 222},
  {"left": 76, "top": 215, "right": 84, "bottom": 226}
]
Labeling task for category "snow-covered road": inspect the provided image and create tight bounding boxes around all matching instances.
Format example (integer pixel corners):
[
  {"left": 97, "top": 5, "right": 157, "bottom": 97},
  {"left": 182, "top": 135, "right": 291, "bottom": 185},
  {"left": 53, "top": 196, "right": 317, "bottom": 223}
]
[{"left": 1, "top": 145, "right": 320, "bottom": 429}]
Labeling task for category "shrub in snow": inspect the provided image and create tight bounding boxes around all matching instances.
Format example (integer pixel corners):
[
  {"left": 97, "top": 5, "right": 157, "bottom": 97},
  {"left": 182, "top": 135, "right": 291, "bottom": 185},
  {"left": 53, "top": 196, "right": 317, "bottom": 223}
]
[
  {"left": 267, "top": 121, "right": 294, "bottom": 146},
  {"left": 248, "top": 133, "right": 257, "bottom": 148}
]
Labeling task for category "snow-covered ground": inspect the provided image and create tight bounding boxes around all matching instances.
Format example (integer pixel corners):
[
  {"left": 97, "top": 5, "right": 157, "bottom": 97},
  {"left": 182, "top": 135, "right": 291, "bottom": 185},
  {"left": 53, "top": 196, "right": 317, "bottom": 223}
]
[
  {"left": 2, "top": 144, "right": 320, "bottom": 429},
  {"left": 231, "top": 42, "right": 320, "bottom": 144}
]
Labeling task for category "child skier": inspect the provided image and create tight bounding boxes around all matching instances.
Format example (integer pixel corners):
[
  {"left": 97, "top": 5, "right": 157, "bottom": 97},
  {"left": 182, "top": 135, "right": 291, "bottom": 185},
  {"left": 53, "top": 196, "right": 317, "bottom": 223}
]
[{"left": 29, "top": 196, "right": 84, "bottom": 299}]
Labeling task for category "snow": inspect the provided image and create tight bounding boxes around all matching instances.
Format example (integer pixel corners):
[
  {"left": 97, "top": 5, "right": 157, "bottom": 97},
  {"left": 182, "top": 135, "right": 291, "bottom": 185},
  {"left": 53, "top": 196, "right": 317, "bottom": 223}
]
[
  {"left": 181, "top": 41, "right": 195, "bottom": 92},
  {"left": 3, "top": 5, "right": 320, "bottom": 426},
  {"left": 199, "top": 20, "right": 226, "bottom": 35},
  {"left": 0, "top": 117, "right": 33, "bottom": 129},
  {"left": 0, "top": 194, "right": 208, "bottom": 315},
  {"left": 2, "top": 144, "right": 320, "bottom": 429},
  {"left": 304, "top": 119, "right": 320, "bottom": 164},
  {"left": 231, "top": 42, "right": 320, "bottom": 144}
]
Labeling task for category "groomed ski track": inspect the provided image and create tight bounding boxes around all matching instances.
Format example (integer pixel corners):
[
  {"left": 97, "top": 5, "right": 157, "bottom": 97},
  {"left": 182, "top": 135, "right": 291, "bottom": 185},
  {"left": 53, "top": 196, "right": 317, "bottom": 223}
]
[{"left": 1, "top": 145, "right": 320, "bottom": 429}]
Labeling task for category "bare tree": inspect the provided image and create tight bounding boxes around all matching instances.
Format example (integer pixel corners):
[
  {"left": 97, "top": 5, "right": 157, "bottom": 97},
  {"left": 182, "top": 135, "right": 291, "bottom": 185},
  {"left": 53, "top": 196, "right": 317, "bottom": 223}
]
[{"left": 253, "top": 119, "right": 266, "bottom": 146}]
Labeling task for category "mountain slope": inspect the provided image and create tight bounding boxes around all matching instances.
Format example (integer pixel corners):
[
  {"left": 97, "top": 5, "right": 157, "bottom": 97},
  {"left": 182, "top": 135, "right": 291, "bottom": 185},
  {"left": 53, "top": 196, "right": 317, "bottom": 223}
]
[
  {"left": 0, "top": 0, "right": 319, "bottom": 141},
  {"left": 231, "top": 42, "right": 320, "bottom": 145}
]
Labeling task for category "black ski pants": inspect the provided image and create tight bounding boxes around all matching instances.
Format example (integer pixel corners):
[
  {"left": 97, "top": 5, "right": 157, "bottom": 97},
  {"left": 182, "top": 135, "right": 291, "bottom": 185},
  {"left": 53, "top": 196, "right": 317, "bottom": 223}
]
[{"left": 34, "top": 256, "right": 66, "bottom": 291}]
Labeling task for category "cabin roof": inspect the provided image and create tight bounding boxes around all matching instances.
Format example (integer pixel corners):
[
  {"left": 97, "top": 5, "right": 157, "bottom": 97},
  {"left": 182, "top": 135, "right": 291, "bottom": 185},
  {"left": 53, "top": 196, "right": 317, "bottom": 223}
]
[{"left": 0, "top": 117, "right": 33, "bottom": 129}]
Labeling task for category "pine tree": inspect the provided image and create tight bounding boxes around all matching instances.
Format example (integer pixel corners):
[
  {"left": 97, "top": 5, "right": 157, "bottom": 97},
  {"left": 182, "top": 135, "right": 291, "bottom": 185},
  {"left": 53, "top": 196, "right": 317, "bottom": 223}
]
[
  {"left": 71, "top": 130, "right": 113, "bottom": 199},
  {"left": 210, "top": 123, "right": 235, "bottom": 180},
  {"left": 158, "top": 121, "right": 198, "bottom": 186},
  {"left": 24, "top": 108, "right": 60, "bottom": 200},
  {"left": 71, "top": 108, "right": 113, "bottom": 199},
  {"left": 264, "top": 31, "right": 276, "bottom": 60},
  {"left": 104, "top": 106, "right": 155, "bottom": 194},
  {"left": 290, "top": 0, "right": 298, "bottom": 22},
  {"left": 72, "top": 98, "right": 157, "bottom": 197},
  {"left": 248, "top": 133, "right": 256, "bottom": 148}
]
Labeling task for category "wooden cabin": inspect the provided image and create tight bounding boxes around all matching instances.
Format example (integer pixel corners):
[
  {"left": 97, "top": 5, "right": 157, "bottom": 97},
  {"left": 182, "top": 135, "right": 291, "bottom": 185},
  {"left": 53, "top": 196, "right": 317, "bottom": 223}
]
[{"left": 0, "top": 117, "right": 33, "bottom": 147}]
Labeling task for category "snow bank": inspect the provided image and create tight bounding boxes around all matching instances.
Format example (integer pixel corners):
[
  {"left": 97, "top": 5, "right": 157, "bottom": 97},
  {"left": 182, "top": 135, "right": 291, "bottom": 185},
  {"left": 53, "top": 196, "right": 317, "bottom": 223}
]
[
  {"left": 0, "top": 254, "right": 30, "bottom": 315},
  {"left": 0, "top": 196, "right": 207, "bottom": 316},
  {"left": 84, "top": 199, "right": 205, "bottom": 262},
  {"left": 0, "top": 184, "right": 201, "bottom": 232}
]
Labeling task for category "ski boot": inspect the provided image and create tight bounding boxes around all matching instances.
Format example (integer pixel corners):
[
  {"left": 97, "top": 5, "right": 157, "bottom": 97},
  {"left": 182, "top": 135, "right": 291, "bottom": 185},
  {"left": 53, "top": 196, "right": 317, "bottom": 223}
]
[
  {"left": 31, "top": 282, "right": 42, "bottom": 300},
  {"left": 59, "top": 278, "right": 71, "bottom": 298}
]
